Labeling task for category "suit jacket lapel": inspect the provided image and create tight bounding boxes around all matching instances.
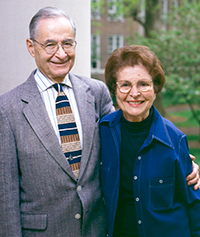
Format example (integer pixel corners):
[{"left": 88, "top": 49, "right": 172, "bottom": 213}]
[
  {"left": 69, "top": 74, "right": 96, "bottom": 178},
  {"left": 21, "top": 72, "right": 76, "bottom": 180}
]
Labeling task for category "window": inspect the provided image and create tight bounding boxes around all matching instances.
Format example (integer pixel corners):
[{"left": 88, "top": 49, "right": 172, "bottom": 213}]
[
  {"left": 172, "top": 0, "right": 178, "bottom": 7},
  {"left": 161, "top": 0, "right": 168, "bottom": 30},
  {"left": 91, "top": 34, "right": 101, "bottom": 71},
  {"left": 91, "top": 0, "right": 101, "bottom": 20},
  {"left": 107, "top": 0, "right": 123, "bottom": 21},
  {"left": 137, "top": 0, "right": 145, "bottom": 20},
  {"left": 107, "top": 0, "right": 117, "bottom": 15},
  {"left": 108, "top": 35, "right": 124, "bottom": 56},
  {"left": 161, "top": 0, "right": 168, "bottom": 19},
  {"left": 137, "top": 0, "right": 145, "bottom": 35}
]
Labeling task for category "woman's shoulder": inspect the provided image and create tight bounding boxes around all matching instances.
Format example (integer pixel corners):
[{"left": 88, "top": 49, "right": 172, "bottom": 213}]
[
  {"left": 151, "top": 106, "right": 187, "bottom": 150},
  {"left": 100, "top": 109, "right": 122, "bottom": 124},
  {"left": 162, "top": 116, "right": 185, "bottom": 137},
  {"left": 153, "top": 106, "right": 185, "bottom": 137}
]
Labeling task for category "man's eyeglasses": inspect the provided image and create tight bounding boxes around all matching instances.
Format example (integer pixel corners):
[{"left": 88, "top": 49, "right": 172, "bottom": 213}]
[
  {"left": 116, "top": 79, "right": 153, "bottom": 94},
  {"left": 31, "top": 38, "right": 77, "bottom": 55}
]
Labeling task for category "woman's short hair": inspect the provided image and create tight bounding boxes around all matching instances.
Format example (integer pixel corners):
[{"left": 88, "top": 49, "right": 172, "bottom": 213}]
[
  {"left": 105, "top": 45, "right": 165, "bottom": 95},
  {"left": 29, "top": 6, "right": 76, "bottom": 39}
]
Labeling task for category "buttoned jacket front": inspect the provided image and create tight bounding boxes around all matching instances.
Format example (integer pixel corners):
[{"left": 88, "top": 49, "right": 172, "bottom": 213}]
[
  {"left": 100, "top": 106, "right": 200, "bottom": 237},
  {"left": 0, "top": 70, "right": 114, "bottom": 236}
]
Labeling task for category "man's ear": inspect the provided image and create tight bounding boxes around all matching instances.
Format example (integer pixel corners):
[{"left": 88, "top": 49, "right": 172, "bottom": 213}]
[{"left": 26, "top": 38, "right": 35, "bottom": 58}]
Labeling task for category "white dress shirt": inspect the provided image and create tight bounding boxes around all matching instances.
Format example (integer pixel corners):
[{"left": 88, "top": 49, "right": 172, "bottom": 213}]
[{"left": 34, "top": 69, "right": 83, "bottom": 147}]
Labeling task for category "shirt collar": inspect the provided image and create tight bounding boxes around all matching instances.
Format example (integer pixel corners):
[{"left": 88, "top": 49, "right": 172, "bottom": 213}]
[{"left": 34, "top": 69, "right": 72, "bottom": 92}]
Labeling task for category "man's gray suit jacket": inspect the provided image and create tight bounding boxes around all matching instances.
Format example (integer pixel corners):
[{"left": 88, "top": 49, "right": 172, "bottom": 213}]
[{"left": 0, "top": 70, "right": 114, "bottom": 236}]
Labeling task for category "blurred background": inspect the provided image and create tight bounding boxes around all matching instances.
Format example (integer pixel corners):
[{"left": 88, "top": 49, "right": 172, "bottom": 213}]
[
  {"left": 91, "top": 0, "right": 200, "bottom": 164},
  {"left": 0, "top": 0, "right": 199, "bottom": 163},
  {"left": 0, "top": 0, "right": 91, "bottom": 95}
]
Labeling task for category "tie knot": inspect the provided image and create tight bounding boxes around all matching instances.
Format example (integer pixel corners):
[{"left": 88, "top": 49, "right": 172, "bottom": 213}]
[{"left": 53, "top": 83, "right": 64, "bottom": 93}]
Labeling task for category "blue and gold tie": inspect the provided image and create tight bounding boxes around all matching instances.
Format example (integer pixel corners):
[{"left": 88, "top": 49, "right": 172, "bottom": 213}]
[{"left": 53, "top": 83, "right": 81, "bottom": 179}]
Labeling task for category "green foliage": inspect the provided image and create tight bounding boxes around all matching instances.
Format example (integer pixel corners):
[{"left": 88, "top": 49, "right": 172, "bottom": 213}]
[
  {"left": 91, "top": 0, "right": 105, "bottom": 14},
  {"left": 127, "top": 0, "right": 200, "bottom": 131},
  {"left": 167, "top": 110, "right": 199, "bottom": 127},
  {"left": 190, "top": 149, "right": 200, "bottom": 165},
  {"left": 91, "top": 0, "right": 200, "bottom": 130},
  {"left": 91, "top": 0, "right": 143, "bottom": 21},
  {"left": 106, "top": 0, "right": 141, "bottom": 16},
  {"left": 166, "top": 109, "right": 200, "bottom": 160},
  {"left": 187, "top": 135, "right": 199, "bottom": 141}
]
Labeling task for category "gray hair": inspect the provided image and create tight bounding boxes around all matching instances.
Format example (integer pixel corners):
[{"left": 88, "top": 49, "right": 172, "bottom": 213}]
[{"left": 29, "top": 6, "right": 76, "bottom": 39}]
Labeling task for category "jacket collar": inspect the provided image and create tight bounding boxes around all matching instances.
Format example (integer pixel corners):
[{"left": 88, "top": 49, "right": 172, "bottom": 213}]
[
  {"left": 101, "top": 106, "right": 174, "bottom": 150},
  {"left": 21, "top": 71, "right": 97, "bottom": 181},
  {"left": 100, "top": 109, "right": 122, "bottom": 127},
  {"left": 146, "top": 106, "right": 174, "bottom": 149}
]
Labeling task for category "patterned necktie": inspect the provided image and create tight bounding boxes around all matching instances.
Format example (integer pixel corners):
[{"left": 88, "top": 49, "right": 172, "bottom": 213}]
[{"left": 53, "top": 83, "right": 81, "bottom": 179}]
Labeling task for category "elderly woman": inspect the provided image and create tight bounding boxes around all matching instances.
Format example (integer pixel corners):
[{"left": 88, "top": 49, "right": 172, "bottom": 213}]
[{"left": 100, "top": 45, "right": 200, "bottom": 237}]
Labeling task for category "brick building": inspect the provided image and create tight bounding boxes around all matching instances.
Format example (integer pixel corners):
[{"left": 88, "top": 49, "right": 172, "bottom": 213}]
[{"left": 91, "top": 0, "right": 182, "bottom": 82}]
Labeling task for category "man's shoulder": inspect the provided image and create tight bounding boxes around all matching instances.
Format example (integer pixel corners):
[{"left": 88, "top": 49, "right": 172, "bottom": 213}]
[
  {"left": 0, "top": 83, "right": 23, "bottom": 103},
  {"left": 69, "top": 73, "right": 105, "bottom": 88},
  {"left": 0, "top": 71, "right": 35, "bottom": 105},
  {"left": 69, "top": 73, "right": 111, "bottom": 102}
]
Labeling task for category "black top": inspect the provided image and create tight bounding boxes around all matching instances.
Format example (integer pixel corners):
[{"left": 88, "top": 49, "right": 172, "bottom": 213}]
[{"left": 113, "top": 108, "right": 153, "bottom": 237}]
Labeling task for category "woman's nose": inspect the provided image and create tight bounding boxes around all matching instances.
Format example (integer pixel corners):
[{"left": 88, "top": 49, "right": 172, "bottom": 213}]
[{"left": 129, "top": 84, "right": 141, "bottom": 97}]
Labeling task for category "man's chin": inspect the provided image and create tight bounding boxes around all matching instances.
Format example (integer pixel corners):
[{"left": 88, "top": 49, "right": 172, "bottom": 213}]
[{"left": 50, "top": 69, "right": 70, "bottom": 81}]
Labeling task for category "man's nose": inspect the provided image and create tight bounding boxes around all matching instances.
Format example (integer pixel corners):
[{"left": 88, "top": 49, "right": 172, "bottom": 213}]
[{"left": 55, "top": 45, "right": 67, "bottom": 57}]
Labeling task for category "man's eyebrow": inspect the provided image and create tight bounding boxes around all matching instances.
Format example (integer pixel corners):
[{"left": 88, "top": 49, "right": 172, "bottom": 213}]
[
  {"left": 43, "top": 38, "right": 74, "bottom": 44},
  {"left": 62, "top": 38, "right": 74, "bottom": 42},
  {"left": 43, "top": 39, "right": 57, "bottom": 45}
]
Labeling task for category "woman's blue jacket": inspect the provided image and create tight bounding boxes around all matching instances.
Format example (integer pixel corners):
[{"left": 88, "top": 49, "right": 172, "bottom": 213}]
[{"left": 100, "top": 106, "right": 200, "bottom": 237}]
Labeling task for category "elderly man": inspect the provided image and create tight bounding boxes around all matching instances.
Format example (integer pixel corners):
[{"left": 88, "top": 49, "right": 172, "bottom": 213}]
[
  {"left": 0, "top": 6, "right": 113, "bottom": 236},
  {"left": 0, "top": 6, "right": 199, "bottom": 237}
]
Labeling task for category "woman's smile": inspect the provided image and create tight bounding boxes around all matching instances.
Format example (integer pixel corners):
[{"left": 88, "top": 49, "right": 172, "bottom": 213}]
[{"left": 116, "top": 65, "right": 156, "bottom": 122}]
